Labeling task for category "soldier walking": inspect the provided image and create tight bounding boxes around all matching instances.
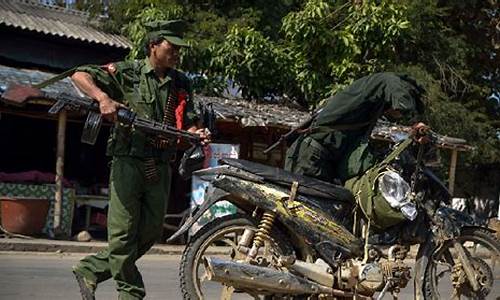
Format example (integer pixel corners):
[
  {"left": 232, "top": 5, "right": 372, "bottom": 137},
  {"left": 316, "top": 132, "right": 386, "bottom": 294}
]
[{"left": 71, "top": 20, "right": 209, "bottom": 300}]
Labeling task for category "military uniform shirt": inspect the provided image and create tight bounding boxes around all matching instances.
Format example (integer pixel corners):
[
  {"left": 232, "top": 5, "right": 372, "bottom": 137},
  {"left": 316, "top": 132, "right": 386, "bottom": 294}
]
[
  {"left": 314, "top": 72, "right": 421, "bottom": 128},
  {"left": 286, "top": 72, "right": 423, "bottom": 183},
  {"left": 76, "top": 59, "right": 197, "bottom": 159}
]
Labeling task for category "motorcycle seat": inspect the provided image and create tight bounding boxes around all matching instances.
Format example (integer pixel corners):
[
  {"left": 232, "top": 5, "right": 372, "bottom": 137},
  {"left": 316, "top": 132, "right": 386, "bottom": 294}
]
[{"left": 219, "top": 158, "right": 354, "bottom": 202}]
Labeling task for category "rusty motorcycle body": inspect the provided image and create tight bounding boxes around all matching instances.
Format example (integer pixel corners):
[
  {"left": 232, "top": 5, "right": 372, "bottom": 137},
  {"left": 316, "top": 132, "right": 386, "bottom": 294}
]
[{"left": 170, "top": 136, "right": 499, "bottom": 300}]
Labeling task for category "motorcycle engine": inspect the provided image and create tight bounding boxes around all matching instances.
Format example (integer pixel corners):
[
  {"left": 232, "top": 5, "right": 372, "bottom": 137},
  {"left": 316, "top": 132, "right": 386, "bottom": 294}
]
[
  {"left": 338, "top": 257, "right": 411, "bottom": 295},
  {"left": 339, "top": 261, "right": 385, "bottom": 295},
  {"left": 358, "top": 263, "right": 385, "bottom": 292}
]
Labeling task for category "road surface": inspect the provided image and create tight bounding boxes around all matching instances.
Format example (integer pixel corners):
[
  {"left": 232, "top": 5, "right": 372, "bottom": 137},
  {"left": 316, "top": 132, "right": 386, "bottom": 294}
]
[{"left": 0, "top": 252, "right": 496, "bottom": 299}]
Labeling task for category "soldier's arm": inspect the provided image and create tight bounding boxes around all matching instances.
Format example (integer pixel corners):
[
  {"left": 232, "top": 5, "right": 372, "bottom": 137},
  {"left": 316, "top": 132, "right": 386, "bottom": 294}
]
[
  {"left": 71, "top": 69, "right": 123, "bottom": 122},
  {"left": 187, "top": 126, "right": 210, "bottom": 145},
  {"left": 179, "top": 74, "right": 210, "bottom": 143},
  {"left": 185, "top": 102, "right": 210, "bottom": 144}
]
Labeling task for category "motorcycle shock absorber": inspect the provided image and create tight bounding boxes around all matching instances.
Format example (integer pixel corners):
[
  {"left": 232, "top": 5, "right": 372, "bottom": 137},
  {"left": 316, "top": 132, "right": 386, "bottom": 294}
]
[
  {"left": 247, "top": 211, "right": 277, "bottom": 260},
  {"left": 236, "top": 208, "right": 260, "bottom": 254}
]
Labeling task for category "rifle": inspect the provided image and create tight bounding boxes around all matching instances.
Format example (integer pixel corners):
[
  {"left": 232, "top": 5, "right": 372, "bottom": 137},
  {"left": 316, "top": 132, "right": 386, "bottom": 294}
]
[
  {"left": 262, "top": 109, "right": 322, "bottom": 154},
  {"left": 1, "top": 83, "right": 202, "bottom": 145}
]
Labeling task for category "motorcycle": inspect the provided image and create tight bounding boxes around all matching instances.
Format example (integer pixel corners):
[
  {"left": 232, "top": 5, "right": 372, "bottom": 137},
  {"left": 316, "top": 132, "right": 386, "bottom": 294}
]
[{"left": 169, "top": 130, "right": 499, "bottom": 300}]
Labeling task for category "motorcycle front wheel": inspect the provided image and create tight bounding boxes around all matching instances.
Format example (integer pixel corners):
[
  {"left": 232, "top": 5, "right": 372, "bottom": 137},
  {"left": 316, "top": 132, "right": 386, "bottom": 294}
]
[
  {"left": 179, "top": 213, "right": 297, "bottom": 300},
  {"left": 423, "top": 227, "right": 500, "bottom": 300}
]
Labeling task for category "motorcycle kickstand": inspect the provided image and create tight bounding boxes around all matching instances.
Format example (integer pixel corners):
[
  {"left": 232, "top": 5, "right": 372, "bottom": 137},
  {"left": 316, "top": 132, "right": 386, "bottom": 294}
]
[
  {"left": 220, "top": 285, "right": 235, "bottom": 300},
  {"left": 376, "top": 280, "right": 400, "bottom": 300},
  {"left": 220, "top": 285, "right": 260, "bottom": 300},
  {"left": 376, "top": 280, "right": 392, "bottom": 300}
]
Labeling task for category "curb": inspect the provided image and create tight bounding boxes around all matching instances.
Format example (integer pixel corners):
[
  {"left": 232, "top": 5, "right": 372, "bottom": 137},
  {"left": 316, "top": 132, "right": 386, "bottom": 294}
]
[
  {"left": 0, "top": 238, "right": 185, "bottom": 255},
  {"left": 1, "top": 238, "right": 492, "bottom": 259},
  {"left": 1, "top": 237, "right": 419, "bottom": 257}
]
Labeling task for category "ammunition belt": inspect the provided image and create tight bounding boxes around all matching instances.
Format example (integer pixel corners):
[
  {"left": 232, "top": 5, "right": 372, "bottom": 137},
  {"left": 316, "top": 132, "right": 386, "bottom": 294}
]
[{"left": 144, "top": 73, "right": 178, "bottom": 182}]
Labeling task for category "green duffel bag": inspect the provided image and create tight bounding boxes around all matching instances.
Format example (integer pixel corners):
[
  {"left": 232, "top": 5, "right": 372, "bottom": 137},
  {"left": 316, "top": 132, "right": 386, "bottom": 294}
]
[{"left": 345, "top": 139, "right": 417, "bottom": 230}]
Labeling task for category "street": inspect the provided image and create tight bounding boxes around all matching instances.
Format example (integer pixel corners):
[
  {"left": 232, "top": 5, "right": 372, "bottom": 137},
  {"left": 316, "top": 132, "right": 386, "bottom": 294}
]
[
  {"left": 0, "top": 252, "right": 416, "bottom": 300},
  {"left": 0, "top": 252, "right": 261, "bottom": 300},
  {"left": 0, "top": 252, "right": 184, "bottom": 300},
  {"left": 0, "top": 252, "right": 497, "bottom": 300}
]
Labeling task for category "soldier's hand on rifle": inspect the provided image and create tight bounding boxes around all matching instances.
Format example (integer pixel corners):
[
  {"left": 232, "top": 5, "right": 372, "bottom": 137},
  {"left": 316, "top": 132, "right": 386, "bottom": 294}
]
[
  {"left": 71, "top": 71, "right": 124, "bottom": 123},
  {"left": 411, "top": 122, "right": 431, "bottom": 144},
  {"left": 96, "top": 93, "right": 124, "bottom": 123},
  {"left": 189, "top": 127, "right": 212, "bottom": 145}
]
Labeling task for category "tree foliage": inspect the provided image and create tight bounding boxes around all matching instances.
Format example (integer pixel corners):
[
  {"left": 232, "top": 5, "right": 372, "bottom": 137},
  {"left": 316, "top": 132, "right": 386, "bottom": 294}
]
[
  {"left": 281, "top": 0, "right": 412, "bottom": 102},
  {"left": 74, "top": 0, "right": 499, "bottom": 171},
  {"left": 210, "top": 26, "right": 293, "bottom": 99}
]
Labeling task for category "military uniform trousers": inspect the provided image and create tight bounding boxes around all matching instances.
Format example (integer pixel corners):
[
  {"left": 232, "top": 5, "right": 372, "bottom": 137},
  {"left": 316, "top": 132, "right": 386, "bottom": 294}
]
[
  {"left": 284, "top": 132, "right": 375, "bottom": 184},
  {"left": 285, "top": 134, "right": 337, "bottom": 182},
  {"left": 74, "top": 156, "right": 172, "bottom": 299}
]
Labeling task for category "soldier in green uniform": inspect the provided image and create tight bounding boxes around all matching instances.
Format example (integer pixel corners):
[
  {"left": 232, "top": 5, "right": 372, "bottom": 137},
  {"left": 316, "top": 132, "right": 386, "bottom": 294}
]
[
  {"left": 285, "top": 72, "right": 426, "bottom": 184},
  {"left": 71, "top": 20, "right": 209, "bottom": 300}
]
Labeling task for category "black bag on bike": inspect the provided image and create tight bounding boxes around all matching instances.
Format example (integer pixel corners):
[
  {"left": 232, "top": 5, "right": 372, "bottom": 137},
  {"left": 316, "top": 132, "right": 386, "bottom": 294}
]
[{"left": 179, "top": 144, "right": 206, "bottom": 179}]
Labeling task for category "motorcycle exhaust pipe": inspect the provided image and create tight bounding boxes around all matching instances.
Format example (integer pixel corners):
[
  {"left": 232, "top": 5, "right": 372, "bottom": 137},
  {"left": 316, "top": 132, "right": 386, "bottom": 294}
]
[
  {"left": 203, "top": 256, "right": 330, "bottom": 294},
  {"left": 203, "top": 257, "right": 369, "bottom": 298}
]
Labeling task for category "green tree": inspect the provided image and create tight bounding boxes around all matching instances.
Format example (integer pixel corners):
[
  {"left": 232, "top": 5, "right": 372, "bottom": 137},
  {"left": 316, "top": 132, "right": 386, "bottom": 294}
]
[
  {"left": 76, "top": 0, "right": 499, "bottom": 177},
  {"left": 79, "top": 0, "right": 301, "bottom": 95},
  {"left": 281, "top": 0, "right": 412, "bottom": 104},
  {"left": 210, "top": 25, "right": 293, "bottom": 99}
]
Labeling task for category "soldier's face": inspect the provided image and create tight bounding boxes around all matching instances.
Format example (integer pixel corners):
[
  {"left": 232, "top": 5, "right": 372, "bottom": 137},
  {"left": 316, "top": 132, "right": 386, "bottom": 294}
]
[{"left": 151, "top": 40, "right": 180, "bottom": 69}]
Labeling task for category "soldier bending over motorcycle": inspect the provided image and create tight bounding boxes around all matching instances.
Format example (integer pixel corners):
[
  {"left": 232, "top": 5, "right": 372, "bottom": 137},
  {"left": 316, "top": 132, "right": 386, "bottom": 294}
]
[{"left": 285, "top": 72, "right": 429, "bottom": 184}]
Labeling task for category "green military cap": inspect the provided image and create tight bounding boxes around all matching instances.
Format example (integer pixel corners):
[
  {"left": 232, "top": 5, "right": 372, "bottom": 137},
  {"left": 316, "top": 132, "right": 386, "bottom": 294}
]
[{"left": 145, "top": 20, "right": 189, "bottom": 47}]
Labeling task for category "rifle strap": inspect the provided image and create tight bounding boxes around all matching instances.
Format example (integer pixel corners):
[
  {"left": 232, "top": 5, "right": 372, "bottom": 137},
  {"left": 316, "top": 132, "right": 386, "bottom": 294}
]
[
  {"left": 33, "top": 67, "right": 78, "bottom": 89},
  {"left": 378, "top": 138, "right": 413, "bottom": 166},
  {"left": 33, "top": 64, "right": 126, "bottom": 98}
]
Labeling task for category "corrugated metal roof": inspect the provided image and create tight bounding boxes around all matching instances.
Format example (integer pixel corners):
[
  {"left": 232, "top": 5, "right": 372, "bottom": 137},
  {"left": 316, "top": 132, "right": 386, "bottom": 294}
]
[
  {"left": 0, "top": 65, "right": 472, "bottom": 150},
  {"left": 196, "top": 95, "right": 309, "bottom": 128},
  {"left": 0, "top": 64, "right": 76, "bottom": 97},
  {"left": 0, "top": 0, "right": 131, "bottom": 49},
  {"left": 0, "top": 64, "right": 309, "bottom": 128}
]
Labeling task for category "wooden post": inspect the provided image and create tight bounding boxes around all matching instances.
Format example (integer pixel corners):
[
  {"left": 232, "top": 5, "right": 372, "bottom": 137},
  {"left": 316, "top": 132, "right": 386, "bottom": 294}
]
[
  {"left": 248, "top": 128, "right": 254, "bottom": 160},
  {"left": 280, "top": 130, "right": 286, "bottom": 168},
  {"left": 54, "top": 110, "right": 67, "bottom": 235},
  {"left": 448, "top": 149, "right": 458, "bottom": 196},
  {"left": 266, "top": 128, "right": 273, "bottom": 164}
]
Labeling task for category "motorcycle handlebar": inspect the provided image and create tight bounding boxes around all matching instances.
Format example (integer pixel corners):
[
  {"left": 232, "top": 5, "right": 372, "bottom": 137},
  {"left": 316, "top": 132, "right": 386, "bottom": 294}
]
[{"left": 426, "top": 130, "right": 467, "bottom": 146}]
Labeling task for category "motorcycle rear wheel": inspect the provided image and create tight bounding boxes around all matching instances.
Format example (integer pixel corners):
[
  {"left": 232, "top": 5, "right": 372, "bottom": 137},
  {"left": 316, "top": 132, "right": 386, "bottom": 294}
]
[
  {"left": 423, "top": 227, "right": 500, "bottom": 300},
  {"left": 179, "top": 213, "right": 299, "bottom": 300}
]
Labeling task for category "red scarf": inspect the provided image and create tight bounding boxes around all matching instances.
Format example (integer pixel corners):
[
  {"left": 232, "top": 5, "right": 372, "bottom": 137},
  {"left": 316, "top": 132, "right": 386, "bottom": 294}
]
[{"left": 175, "top": 90, "right": 188, "bottom": 129}]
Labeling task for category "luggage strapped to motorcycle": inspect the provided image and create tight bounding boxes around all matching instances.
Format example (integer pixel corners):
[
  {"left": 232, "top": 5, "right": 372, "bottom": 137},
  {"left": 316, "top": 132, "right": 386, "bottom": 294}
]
[
  {"left": 345, "top": 138, "right": 413, "bottom": 262},
  {"left": 346, "top": 138, "right": 413, "bottom": 231}
]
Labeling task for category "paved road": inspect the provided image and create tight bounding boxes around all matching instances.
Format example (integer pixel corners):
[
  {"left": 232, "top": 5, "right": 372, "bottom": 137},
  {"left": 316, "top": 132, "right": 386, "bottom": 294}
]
[
  {"left": 0, "top": 252, "right": 497, "bottom": 300},
  {"left": 0, "top": 253, "right": 183, "bottom": 300}
]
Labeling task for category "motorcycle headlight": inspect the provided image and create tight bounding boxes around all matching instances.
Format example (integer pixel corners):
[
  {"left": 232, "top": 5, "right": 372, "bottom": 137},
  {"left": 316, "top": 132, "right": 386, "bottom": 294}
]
[{"left": 378, "top": 170, "right": 417, "bottom": 220}]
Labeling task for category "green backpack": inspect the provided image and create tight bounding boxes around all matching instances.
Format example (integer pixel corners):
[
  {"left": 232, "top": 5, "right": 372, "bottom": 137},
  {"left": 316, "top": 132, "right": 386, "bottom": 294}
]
[{"left": 344, "top": 139, "right": 414, "bottom": 230}]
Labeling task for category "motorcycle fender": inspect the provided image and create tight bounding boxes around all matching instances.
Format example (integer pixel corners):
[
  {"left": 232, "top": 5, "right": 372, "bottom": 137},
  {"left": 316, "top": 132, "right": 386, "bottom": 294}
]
[
  {"left": 166, "top": 185, "right": 230, "bottom": 243},
  {"left": 423, "top": 168, "right": 451, "bottom": 203},
  {"left": 415, "top": 208, "right": 474, "bottom": 295},
  {"left": 434, "top": 207, "right": 474, "bottom": 239}
]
